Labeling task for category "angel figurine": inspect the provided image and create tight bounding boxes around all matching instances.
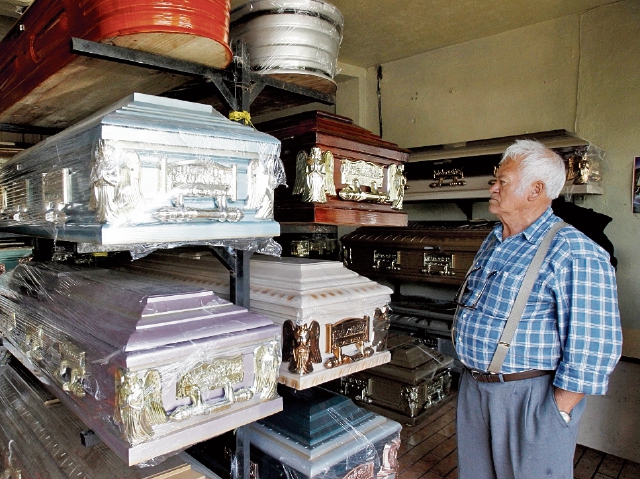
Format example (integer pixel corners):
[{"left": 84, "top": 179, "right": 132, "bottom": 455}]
[
  {"left": 282, "top": 320, "right": 322, "bottom": 374},
  {"left": 293, "top": 147, "right": 336, "bottom": 203},
  {"left": 114, "top": 368, "right": 166, "bottom": 446}
]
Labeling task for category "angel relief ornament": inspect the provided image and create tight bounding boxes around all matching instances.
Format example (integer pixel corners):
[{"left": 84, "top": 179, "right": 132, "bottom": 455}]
[
  {"left": 292, "top": 147, "right": 336, "bottom": 203},
  {"left": 282, "top": 320, "right": 322, "bottom": 374}
]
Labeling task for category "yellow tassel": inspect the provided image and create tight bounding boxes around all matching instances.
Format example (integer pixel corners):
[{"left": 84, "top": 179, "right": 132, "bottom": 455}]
[{"left": 229, "top": 111, "right": 255, "bottom": 129}]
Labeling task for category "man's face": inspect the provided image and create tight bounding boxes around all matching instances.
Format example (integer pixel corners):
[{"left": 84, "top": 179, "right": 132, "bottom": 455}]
[{"left": 488, "top": 158, "right": 528, "bottom": 218}]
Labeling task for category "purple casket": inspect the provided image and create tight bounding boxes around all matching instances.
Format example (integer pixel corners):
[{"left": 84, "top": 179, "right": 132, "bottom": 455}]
[{"left": 0, "top": 262, "right": 282, "bottom": 466}]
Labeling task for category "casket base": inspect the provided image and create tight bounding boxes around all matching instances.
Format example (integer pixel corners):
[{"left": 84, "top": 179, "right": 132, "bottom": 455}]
[
  {"left": 6, "top": 338, "right": 283, "bottom": 466},
  {"left": 279, "top": 351, "right": 391, "bottom": 390}
]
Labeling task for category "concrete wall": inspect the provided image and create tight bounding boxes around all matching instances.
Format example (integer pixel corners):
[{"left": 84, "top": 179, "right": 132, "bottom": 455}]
[
  {"left": 335, "top": 0, "right": 640, "bottom": 461},
  {"left": 364, "top": 1, "right": 640, "bottom": 359}
]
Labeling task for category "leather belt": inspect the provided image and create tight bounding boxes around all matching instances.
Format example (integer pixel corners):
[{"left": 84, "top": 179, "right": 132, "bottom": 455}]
[{"left": 466, "top": 368, "right": 553, "bottom": 383}]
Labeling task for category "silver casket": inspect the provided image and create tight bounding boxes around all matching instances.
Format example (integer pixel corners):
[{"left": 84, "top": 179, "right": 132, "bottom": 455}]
[
  {"left": 230, "top": 0, "right": 343, "bottom": 91},
  {"left": 0, "top": 357, "right": 207, "bottom": 478},
  {"left": 125, "top": 251, "right": 393, "bottom": 390},
  {"left": 0, "top": 93, "right": 284, "bottom": 247},
  {"left": 0, "top": 262, "right": 282, "bottom": 466}
]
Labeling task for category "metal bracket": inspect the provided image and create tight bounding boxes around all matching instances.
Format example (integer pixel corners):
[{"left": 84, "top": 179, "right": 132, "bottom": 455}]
[{"left": 209, "top": 246, "right": 252, "bottom": 310}]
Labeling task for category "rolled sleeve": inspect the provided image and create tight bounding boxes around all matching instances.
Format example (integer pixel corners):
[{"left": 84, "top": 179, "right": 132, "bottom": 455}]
[{"left": 554, "top": 257, "right": 622, "bottom": 395}]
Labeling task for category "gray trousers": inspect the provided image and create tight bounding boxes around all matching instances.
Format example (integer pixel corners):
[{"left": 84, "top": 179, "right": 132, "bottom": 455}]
[{"left": 457, "top": 369, "right": 586, "bottom": 479}]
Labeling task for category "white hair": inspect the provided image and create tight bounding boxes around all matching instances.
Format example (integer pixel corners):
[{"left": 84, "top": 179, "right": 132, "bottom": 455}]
[{"left": 501, "top": 140, "right": 566, "bottom": 199}]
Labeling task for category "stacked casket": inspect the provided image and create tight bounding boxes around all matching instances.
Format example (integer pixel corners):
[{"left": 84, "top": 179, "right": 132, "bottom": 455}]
[
  {"left": 0, "top": 0, "right": 232, "bottom": 128},
  {"left": 330, "top": 336, "right": 454, "bottom": 426},
  {"left": 230, "top": 0, "right": 344, "bottom": 94},
  {"left": 124, "top": 250, "right": 393, "bottom": 390},
  {"left": 340, "top": 221, "right": 494, "bottom": 286},
  {"left": 0, "top": 357, "right": 209, "bottom": 478},
  {"left": 257, "top": 110, "right": 409, "bottom": 227},
  {"left": 0, "top": 262, "right": 283, "bottom": 466},
  {"left": 188, "top": 386, "right": 402, "bottom": 479},
  {"left": 0, "top": 93, "right": 285, "bottom": 248}
]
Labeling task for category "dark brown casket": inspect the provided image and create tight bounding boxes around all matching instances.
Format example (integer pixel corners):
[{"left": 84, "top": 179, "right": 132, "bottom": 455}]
[
  {"left": 328, "top": 335, "right": 454, "bottom": 426},
  {"left": 0, "top": 0, "right": 232, "bottom": 129},
  {"left": 0, "top": 262, "right": 283, "bottom": 466},
  {"left": 0, "top": 357, "right": 206, "bottom": 478},
  {"left": 340, "top": 221, "right": 495, "bottom": 286},
  {"left": 257, "top": 111, "right": 410, "bottom": 227}
]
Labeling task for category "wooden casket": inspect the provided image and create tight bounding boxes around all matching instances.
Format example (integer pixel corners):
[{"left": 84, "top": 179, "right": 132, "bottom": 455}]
[
  {"left": 256, "top": 110, "right": 410, "bottom": 227},
  {"left": 230, "top": 0, "right": 344, "bottom": 95},
  {"left": 0, "top": 0, "right": 232, "bottom": 129},
  {"left": 188, "top": 387, "right": 402, "bottom": 479},
  {"left": 0, "top": 262, "right": 283, "bottom": 466},
  {"left": 330, "top": 336, "right": 454, "bottom": 426},
  {"left": 124, "top": 250, "right": 393, "bottom": 390},
  {"left": 0, "top": 93, "right": 284, "bottom": 247},
  {"left": 340, "top": 221, "right": 495, "bottom": 286},
  {"left": 0, "top": 358, "right": 207, "bottom": 477}
]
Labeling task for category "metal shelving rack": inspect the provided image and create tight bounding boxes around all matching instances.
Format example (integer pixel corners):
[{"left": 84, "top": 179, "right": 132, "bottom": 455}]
[{"left": 0, "top": 37, "right": 337, "bottom": 479}]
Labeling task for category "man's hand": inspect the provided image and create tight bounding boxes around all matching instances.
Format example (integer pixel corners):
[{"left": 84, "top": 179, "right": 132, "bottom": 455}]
[{"left": 554, "top": 387, "right": 585, "bottom": 414}]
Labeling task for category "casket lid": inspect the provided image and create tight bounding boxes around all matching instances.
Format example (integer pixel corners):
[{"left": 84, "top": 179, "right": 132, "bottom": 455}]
[
  {"left": 259, "top": 386, "right": 375, "bottom": 448},
  {"left": 12, "top": 93, "right": 281, "bottom": 163},
  {"left": 4, "top": 262, "right": 274, "bottom": 353}
]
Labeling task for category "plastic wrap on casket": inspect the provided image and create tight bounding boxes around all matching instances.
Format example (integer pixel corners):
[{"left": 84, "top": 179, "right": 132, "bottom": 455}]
[
  {"left": 0, "top": 93, "right": 285, "bottom": 247},
  {"left": 188, "top": 386, "right": 402, "bottom": 479},
  {"left": 122, "top": 250, "right": 394, "bottom": 390},
  {"left": 0, "top": 357, "right": 213, "bottom": 477},
  {"left": 0, "top": 262, "right": 283, "bottom": 466},
  {"left": 230, "top": 0, "right": 343, "bottom": 87}
]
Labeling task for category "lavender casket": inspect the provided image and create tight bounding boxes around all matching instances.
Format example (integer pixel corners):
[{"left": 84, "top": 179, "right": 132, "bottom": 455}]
[
  {"left": 125, "top": 251, "right": 393, "bottom": 390},
  {"left": 0, "top": 262, "right": 282, "bottom": 466}
]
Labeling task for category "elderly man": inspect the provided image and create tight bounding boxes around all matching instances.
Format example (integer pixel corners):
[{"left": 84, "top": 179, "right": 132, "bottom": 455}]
[{"left": 454, "top": 140, "right": 622, "bottom": 479}]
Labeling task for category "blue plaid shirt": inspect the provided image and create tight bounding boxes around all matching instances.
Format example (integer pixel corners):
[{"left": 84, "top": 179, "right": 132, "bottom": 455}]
[{"left": 454, "top": 208, "right": 622, "bottom": 395}]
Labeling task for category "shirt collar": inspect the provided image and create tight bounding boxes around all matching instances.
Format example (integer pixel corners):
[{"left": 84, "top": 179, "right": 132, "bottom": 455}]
[{"left": 492, "top": 207, "right": 558, "bottom": 245}]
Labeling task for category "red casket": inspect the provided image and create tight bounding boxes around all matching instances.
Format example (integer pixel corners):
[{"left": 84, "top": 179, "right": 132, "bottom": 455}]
[
  {"left": 257, "top": 110, "right": 410, "bottom": 227},
  {"left": 0, "top": 0, "right": 232, "bottom": 128}
]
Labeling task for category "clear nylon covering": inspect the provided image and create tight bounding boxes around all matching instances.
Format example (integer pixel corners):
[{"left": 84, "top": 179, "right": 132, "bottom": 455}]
[
  {"left": 230, "top": 0, "right": 344, "bottom": 80},
  {"left": 0, "top": 356, "right": 209, "bottom": 477},
  {"left": 121, "top": 250, "right": 394, "bottom": 390},
  {"left": 0, "top": 261, "right": 283, "bottom": 467},
  {"left": 0, "top": 93, "right": 286, "bottom": 252},
  {"left": 187, "top": 386, "right": 403, "bottom": 479}
]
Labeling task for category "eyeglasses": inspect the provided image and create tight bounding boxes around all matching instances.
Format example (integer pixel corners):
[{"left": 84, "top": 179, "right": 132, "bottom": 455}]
[{"left": 454, "top": 267, "right": 498, "bottom": 310}]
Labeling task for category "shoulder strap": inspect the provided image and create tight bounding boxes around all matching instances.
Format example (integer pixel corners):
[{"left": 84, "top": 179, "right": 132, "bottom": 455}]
[{"left": 487, "top": 221, "right": 567, "bottom": 373}]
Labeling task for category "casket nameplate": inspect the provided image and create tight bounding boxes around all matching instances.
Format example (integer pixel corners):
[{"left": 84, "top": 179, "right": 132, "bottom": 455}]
[
  {"left": 421, "top": 253, "right": 455, "bottom": 276},
  {"left": 373, "top": 250, "right": 401, "bottom": 271},
  {"left": 325, "top": 316, "right": 373, "bottom": 368},
  {"left": 171, "top": 356, "right": 253, "bottom": 421},
  {"left": 429, "top": 168, "right": 466, "bottom": 188},
  {"left": 343, "top": 462, "right": 374, "bottom": 479},
  {"left": 282, "top": 321, "right": 322, "bottom": 375}
]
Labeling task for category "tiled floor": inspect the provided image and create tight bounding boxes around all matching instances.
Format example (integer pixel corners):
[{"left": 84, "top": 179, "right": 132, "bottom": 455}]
[{"left": 397, "top": 391, "right": 640, "bottom": 479}]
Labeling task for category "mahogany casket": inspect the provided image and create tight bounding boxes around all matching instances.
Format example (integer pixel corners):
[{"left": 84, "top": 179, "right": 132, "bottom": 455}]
[
  {"left": 0, "top": 0, "right": 232, "bottom": 129},
  {"left": 124, "top": 251, "right": 393, "bottom": 390},
  {"left": 0, "top": 262, "right": 283, "bottom": 466},
  {"left": 0, "top": 357, "right": 208, "bottom": 478},
  {"left": 0, "top": 93, "right": 284, "bottom": 247},
  {"left": 328, "top": 336, "right": 454, "bottom": 426},
  {"left": 230, "top": 0, "right": 344, "bottom": 95},
  {"left": 340, "top": 221, "right": 494, "bottom": 286},
  {"left": 188, "top": 386, "right": 402, "bottom": 479},
  {"left": 256, "top": 111, "right": 409, "bottom": 227}
]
